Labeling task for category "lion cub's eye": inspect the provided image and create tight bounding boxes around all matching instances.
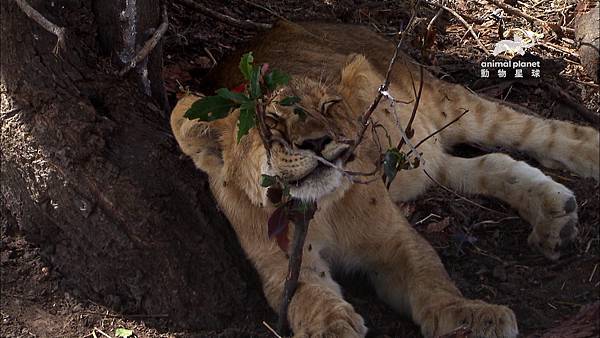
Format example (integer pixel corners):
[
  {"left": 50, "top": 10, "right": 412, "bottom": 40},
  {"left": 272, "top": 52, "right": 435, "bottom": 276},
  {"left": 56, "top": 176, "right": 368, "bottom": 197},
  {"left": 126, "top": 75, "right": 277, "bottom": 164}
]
[
  {"left": 265, "top": 113, "right": 280, "bottom": 129},
  {"left": 320, "top": 98, "right": 342, "bottom": 116}
]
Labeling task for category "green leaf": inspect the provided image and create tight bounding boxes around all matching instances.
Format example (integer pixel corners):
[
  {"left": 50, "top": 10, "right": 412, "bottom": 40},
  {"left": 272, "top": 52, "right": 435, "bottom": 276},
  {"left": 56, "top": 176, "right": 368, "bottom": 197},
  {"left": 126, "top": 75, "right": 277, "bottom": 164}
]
[
  {"left": 216, "top": 88, "right": 249, "bottom": 104},
  {"left": 249, "top": 66, "right": 262, "bottom": 99},
  {"left": 184, "top": 96, "right": 238, "bottom": 121},
  {"left": 383, "top": 149, "right": 401, "bottom": 184},
  {"left": 237, "top": 100, "right": 256, "bottom": 142},
  {"left": 293, "top": 106, "right": 307, "bottom": 121},
  {"left": 239, "top": 52, "right": 254, "bottom": 81},
  {"left": 115, "top": 328, "right": 134, "bottom": 338},
  {"left": 279, "top": 96, "right": 301, "bottom": 106},
  {"left": 265, "top": 68, "right": 290, "bottom": 91},
  {"left": 260, "top": 174, "right": 277, "bottom": 187}
]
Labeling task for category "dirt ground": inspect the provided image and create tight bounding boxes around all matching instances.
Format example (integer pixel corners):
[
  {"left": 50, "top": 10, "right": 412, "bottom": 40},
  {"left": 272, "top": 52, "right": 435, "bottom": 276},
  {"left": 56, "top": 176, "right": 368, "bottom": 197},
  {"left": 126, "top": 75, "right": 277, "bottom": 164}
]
[{"left": 2, "top": 0, "right": 599, "bottom": 337}]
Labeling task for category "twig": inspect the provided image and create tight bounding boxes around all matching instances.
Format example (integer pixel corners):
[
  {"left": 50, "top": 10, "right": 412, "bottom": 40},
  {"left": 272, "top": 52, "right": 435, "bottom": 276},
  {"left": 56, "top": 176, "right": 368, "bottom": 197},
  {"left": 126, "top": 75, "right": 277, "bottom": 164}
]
[
  {"left": 410, "top": 109, "right": 470, "bottom": 151},
  {"left": 542, "top": 82, "right": 598, "bottom": 123},
  {"left": 178, "top": 0, "right": 272, "bottom": 30},
  {"left": 262, "top": 321, "right": 283, "bottom": 338},
  {"left": 81, "top": 311, "right": 168, "bottom": 318},
  {"left": 342, "top": 2, "right": 420, "bottom": 163},
  {"left": 243, "top": 0, "right": 289, "bottom": 23},
  {"left": 425, "top": 1, "right": 491, "bottom": 55},
  {"left": 203, "top": 47, "right": 217, "bottom": 67},
  {"left": 93, "top": 328, "right": 112, "bottom": 338},
  {"left": 398, "top": 65, "right": 424, "bottom": 150},
  {"left": 119, "top": 5, "right": 169, "bottom": 76},
  {"left": 423, "top": 169, "right": 507, "bottom": 215},
  {"left": 427, "top": 7, "right": 444, "bottom": 33},
  {"left": 277, "top": 208, "right": 312, "bottom": 335},
  {"left": 537, "top": 41, "right": 579, "bottom": 61},
  {"left": 485, "top": 0, "right": 575, "bottom": 35},
  {"left": 13, "top": 0, "right": 66, "bottom": 55}
]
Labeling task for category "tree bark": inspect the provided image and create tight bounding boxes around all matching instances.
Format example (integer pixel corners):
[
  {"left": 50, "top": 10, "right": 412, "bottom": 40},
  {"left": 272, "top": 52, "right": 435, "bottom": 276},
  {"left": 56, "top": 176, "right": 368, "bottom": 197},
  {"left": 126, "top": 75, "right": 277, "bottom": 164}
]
[{"left": 0, "top": 0, "right": 271, "bottom": 332}]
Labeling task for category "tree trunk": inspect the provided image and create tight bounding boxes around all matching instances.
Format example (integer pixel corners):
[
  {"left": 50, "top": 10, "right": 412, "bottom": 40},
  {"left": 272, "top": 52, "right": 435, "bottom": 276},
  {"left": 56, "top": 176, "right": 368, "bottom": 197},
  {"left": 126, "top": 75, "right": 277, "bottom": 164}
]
[{"left": 0, "top": 0, "right": 271, "bottom": 333}]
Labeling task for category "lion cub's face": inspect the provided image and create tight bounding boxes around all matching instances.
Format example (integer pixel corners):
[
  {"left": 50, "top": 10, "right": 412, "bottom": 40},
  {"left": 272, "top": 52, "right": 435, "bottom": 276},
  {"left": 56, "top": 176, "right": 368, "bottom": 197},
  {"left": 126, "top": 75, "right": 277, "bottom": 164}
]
[
  {"left": 259, "top": 78, "right": 358, "bottom": 203},
  {"left": 213, "top": 55, "right": 378, "bottom": 208}
]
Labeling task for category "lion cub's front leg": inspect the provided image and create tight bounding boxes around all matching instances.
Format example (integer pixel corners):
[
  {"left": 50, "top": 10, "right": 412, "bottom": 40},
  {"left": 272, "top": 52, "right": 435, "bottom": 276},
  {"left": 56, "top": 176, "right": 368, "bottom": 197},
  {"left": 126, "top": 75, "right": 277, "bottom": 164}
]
[
  {"left": 247, "top": 235, "right": 367, "bottom": 337},
  {"left": 342, "top": 188, "right": 518, "bottom": 337}
]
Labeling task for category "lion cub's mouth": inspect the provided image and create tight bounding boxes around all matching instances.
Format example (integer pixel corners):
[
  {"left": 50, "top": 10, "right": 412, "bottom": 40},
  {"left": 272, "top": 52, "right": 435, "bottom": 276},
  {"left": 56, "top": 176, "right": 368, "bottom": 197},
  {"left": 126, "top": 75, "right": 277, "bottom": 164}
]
[
  {"left": 288, "top": 162, "right": 334, "bottom": 185},
  {"left": 287, "top": 159, "right": 345, "bottom": 201}
]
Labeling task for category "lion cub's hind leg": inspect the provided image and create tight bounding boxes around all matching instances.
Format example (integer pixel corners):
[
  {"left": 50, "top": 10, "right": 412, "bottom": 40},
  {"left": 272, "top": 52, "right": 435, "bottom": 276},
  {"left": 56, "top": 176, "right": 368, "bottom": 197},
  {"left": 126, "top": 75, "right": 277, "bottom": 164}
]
[{"left": 439, "top": 153, "right": 578, "bottom": 260}]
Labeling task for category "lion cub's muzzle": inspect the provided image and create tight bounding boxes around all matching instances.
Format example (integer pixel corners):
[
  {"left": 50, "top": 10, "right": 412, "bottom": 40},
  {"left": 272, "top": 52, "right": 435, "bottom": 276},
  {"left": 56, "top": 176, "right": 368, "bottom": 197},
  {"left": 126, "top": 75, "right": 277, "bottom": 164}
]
[{"left": 270, "top": 136, "right": 349, "bottom": 183}]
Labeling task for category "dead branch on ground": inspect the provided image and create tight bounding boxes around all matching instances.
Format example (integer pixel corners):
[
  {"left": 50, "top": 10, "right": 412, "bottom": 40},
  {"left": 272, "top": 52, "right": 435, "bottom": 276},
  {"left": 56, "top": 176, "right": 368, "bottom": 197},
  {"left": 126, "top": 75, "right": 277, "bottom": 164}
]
[
  {"left": 485, "top": 0, "right": 575, "bottom": 35},
  {"left": 425, "top": 1, "right": 491, "bottom": 55},
  {"left": 13, "top": 0, "right": 66, "bottom": 55},
  {"left": 178, "top": 0, "right": 272, "bottom": 30}
]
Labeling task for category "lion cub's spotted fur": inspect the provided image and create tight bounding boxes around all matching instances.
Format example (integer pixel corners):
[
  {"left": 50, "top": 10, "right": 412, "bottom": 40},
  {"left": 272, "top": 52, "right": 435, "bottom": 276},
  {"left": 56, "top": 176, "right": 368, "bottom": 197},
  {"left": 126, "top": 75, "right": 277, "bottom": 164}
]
[{"left": 171, "top": 22, "right": 599, "bottom": 337}]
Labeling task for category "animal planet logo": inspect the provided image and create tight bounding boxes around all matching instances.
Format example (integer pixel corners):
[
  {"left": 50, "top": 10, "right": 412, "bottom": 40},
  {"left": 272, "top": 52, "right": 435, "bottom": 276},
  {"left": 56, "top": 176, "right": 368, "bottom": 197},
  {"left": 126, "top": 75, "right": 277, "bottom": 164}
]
[{"left": 492, "top": 29, "right": 543, "bottom": 57}]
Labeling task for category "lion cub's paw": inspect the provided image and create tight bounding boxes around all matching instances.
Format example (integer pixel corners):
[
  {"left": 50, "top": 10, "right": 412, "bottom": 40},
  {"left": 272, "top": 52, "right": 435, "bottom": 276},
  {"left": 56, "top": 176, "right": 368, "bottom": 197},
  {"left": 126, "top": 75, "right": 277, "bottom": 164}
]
[
  {"left": 423, "top": 300, "right": 518, "bottom": 338},
  {"left": 293, "top": 305, "right": 367, "bottom": 338},
  {"left": 527, "top": 184, "right": 579, "bottom": 260}
]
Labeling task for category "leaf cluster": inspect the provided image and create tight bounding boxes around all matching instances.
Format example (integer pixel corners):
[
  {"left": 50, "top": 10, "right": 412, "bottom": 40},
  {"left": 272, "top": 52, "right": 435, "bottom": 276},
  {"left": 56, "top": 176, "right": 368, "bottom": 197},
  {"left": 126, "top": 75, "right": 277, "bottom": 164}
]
[
  {"left": 261, "top": 174, "right": 316, "bottom": 251},
  {"left": 184, "top": 52, "right": 300, "bottom": 142}
]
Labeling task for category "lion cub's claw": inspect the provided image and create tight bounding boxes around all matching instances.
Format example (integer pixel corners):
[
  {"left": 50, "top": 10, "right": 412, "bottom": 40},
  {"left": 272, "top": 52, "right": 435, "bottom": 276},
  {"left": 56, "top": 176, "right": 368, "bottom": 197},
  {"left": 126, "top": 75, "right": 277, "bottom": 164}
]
[
  {"left": 293, "top": 306, "right": 367, "bottom": 338},
  {"left": 423, "top": 300, "right": 518, "bottom": 338},
  {"left": 528, "top": 191, "right": 579, "bottom": 260}
]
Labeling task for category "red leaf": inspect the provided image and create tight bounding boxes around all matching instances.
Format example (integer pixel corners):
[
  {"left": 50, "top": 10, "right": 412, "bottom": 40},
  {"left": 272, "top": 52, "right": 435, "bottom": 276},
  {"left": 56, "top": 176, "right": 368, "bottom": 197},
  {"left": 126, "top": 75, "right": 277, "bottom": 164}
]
[
  {"left": 231, "top": 83, "right": 246, "bottom": 93},
  {"left": 268, "top": 206, "right": 290, "bottom": 251},
  {"left": 260, "top": 63, "right": 270, "bottom": 77},
  {"left": 275, "top": 232, "right": 289, "bottom": 252},
  {"left": 268, "top": 205, "right": 289, "bottom": 239}
]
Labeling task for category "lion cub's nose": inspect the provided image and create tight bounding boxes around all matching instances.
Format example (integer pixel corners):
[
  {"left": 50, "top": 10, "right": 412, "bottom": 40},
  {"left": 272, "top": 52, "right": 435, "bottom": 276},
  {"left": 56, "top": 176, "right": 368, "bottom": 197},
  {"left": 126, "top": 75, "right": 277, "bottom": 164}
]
[{"left": 296, "top": 136, "right": 332, "bottom": 154}]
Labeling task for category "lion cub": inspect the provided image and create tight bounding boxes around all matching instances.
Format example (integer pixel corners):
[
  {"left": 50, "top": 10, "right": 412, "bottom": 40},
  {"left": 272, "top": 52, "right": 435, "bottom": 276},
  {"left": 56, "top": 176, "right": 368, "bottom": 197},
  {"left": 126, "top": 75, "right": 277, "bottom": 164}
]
[{"left": 171, "top": 22, "right": 599, "bottom": 337}]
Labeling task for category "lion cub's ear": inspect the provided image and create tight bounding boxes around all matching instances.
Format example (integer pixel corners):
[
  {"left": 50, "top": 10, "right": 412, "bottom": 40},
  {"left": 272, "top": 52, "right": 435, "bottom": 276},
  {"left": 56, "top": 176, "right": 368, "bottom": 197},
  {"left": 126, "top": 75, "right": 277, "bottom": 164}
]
[
  {"left": 337, "top": 54, "right": 382, "bottom": 114},
  {"left": 170, "top": 95, "right": 228, "bottom": 176}
]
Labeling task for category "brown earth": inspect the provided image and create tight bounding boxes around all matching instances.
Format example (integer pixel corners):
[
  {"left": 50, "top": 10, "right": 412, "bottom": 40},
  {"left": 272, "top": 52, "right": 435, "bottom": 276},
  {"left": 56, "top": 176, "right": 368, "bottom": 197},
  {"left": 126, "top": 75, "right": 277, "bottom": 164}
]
[{"left": 2, "top": 0, "right": 599, "bottom": 337}]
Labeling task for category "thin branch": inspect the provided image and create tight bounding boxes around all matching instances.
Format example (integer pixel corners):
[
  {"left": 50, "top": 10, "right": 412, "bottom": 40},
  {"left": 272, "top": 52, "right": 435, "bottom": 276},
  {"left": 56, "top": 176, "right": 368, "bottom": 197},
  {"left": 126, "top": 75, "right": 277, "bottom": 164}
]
[
  {"left": 427, "top": 7, "right": 444, "bottom": 33},
  {"left": 542, "top": 82, "right": 598, "bottom": 124},
  {"left": 410, "top": 109, "right": 470, "bottom": 151},
  {"left": 425, "top": 1, "right": 491, "bottom": 55},
  {"left": 485, "top": 0, "right": 575, "bottom": 35},
  {"left": 423, "top": 169, "right": 507, "bottom": 215},
  {"left": 342, "top": 1, "right": 421, "bottom": 163},
  {"left": 119, "top": 5, "right": 169, "bottom": 76},
  {"left": 179, "top": 0, "right": 272, "bottom": 30},
  {"left": 277, "top": 211, "right": 311, "bottom": 335},
  {"left": 92, "top": 328, "right": 112, "bottom": 338},
  {"left": 262, "top": 321, "right": 283, "bottom": 338},
  {"left": 397, "top": 65, "right": 424, "bottom": 150},
  {"left": 13, "top": 0, "right": 66, "bottom": 55},
  {"left": 243, "top": 0, "right": 290, "bottom": 23}
]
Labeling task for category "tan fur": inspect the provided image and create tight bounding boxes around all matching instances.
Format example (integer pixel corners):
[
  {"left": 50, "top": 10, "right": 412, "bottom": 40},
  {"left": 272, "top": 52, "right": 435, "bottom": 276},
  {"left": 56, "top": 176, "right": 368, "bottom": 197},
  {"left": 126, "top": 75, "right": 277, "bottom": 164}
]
[{"left": 171, "top": 22, "right": 599, "bottom": 338}]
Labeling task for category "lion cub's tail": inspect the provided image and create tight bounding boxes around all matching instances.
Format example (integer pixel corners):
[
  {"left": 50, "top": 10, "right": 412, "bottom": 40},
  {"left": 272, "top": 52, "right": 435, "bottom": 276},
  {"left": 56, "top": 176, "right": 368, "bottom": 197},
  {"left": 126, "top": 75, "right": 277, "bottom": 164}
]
[{"left": 432, "top": 82, "right": 599, "bottom": 180}]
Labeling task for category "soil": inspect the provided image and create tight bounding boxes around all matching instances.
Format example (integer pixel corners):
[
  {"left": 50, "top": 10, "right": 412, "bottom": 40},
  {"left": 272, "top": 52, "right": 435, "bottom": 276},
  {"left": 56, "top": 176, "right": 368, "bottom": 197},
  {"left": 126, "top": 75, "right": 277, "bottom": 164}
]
[{"left": 2, "top": 0, "right": 599, "bottom": 337}]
